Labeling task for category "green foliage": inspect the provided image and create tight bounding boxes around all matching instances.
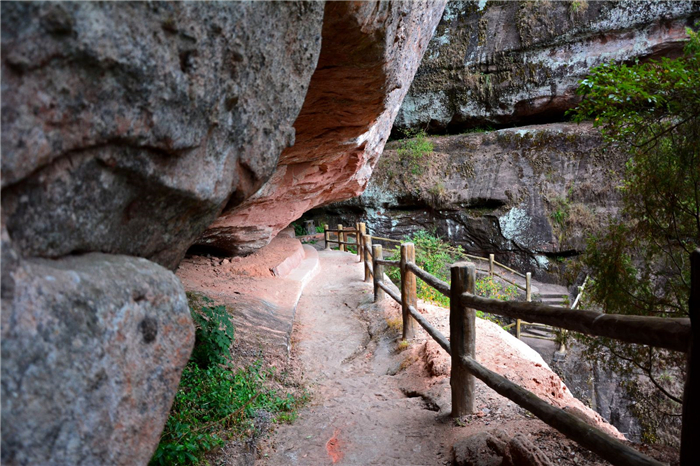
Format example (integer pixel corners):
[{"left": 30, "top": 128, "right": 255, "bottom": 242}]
[
  {"left": 189, "top": 296, "right": 234, "bottom": 369},
  {"left": 386, "top": 230, "right": 460, "bottom": 307},
  {"left": 151, "top": 295, "right": 305, "bottom": 465},
  {"left": 396, "top": 129, "right": 434, "bottom": 175},
  {"left": 385, "top": 231, "right": 516, "bottom": 313},
  {"left": 475, "top": 276, "right": 517, "bottom": 301},
  {"left": 291, "top": 222, "right": 306, "bottom": 236},
  {"left": 569, "top": 25, "right": 699, "bottom": 438},
  {"left": 315, "top": 225, "right": 325, "bottom": 233}
]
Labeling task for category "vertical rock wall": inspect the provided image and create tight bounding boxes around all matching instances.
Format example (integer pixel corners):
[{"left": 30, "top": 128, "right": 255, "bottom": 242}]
[
  {"left": 195, "top": 1, "right": 448, "bottom": 255},
  {"left": 395, "top": 0, "right": 700, "bottom": 133},
  {"left": 1, "top": 3, "right": 324, "bottom": 464}
]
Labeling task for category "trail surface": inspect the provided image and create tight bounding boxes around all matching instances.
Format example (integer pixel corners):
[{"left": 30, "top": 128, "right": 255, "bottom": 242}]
[{"left": 257, "top": 249, "right": 451, "bottom": 465}]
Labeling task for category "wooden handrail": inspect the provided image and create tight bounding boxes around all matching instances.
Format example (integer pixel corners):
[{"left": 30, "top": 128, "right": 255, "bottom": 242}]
[
  {"left": 326, "top": 229, "right": 359, "bottom": 233},
  {"left": 406, "top": 262, "right": 450, "bottom": 297},
  {"left": 376, "top": 259, "right": 399, "bottom": 267},
  {"left": 460, "top": 292, "right": 691, "bottom": 353},
  {"left": 378, "top": 280, "right": 401, "bottom": 304},
  {"left": 407, "top": 304, "right": 450, "bottom": 354},
  {"left": 361, "top": 238, "right": 696, "bottom": 465},
  {"left": 460, "top": 354, "right": 663, "bottom": 466}
]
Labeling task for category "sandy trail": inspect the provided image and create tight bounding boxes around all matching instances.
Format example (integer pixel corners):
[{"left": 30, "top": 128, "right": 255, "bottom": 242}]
[{"left": 257, "top": 250, "right": 451, "bottom": 465}]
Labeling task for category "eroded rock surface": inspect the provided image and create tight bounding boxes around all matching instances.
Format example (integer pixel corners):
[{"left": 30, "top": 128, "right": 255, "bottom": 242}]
[
  {"left": 1, "top": 1, "right": 324, "bottom": 268},
  {"left": 305, "top": 123, "right": 624, "bottom": 282},
  {"left": 395, "top": 0, "right": 700, "bottom": 132},
  {"left": 1, "top": 2, "right": 324, "bottom": 464},
  {"left": 1, "top": 250, "right": 194, "bottom": 466},
  {"left": 196, "top": 1, "right": 447, "bottom": 255}
]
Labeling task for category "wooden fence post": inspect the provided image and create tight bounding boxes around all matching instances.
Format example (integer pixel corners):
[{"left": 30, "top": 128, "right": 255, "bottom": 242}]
[
  {"left": 681, "top": 248, "right": 699, "bottom": 466},
  {"left": 400, "top": 243, "right": 417, "bottom": 340},
  {"left": 516, "top": 272, "right": 531, "bottom": 339},
  {"left": 373, "top": 245, "right": 384, "bottom": 302},
  {"left": 489, "top": 254, "right": 494, "bottom": 277},
  {"left": 364, "top": 235, "right": 372, "bottom": 283},
  {"left": 451, "top": 261, "right": 476, "bottom": 417},
  {"left": 338, "top": 224, "right": 345, "bottom": 252},
  {"left": 359, "top": 223, "right": 367, "bottom": 262},
  {"left": 324, "top": 224, "right": 330, "bottom": 250}
]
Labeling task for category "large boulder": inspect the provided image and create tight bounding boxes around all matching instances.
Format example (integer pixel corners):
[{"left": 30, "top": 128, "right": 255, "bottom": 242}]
[
  {"left": 1, "top": 246, "right": 194, "bottom": 465},
  {"left": 395, "top": 0, "right": 700, "bottom": 133},
  {"left": 1, "top": 1, "right": 324, "bottom": 269},
  {"left": 1, "top": 2, "right": 325, "bottom": 464},
  {"left": 195, "top": 1, "right": 448, "bottom": 255}
]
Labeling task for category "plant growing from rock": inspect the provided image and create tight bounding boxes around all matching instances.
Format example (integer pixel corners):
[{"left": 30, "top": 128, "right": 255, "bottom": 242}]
[{"left": 569, "top": 25, "right": 700, "bottom": 445}]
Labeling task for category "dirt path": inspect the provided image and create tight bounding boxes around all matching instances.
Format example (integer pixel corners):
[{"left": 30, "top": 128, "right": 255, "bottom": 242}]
[{"left": 257, "top": 250, "right": 452, "bottom": 465}]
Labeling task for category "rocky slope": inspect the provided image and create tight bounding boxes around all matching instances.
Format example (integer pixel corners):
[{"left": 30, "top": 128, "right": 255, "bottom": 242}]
[
  {"left": 394, "top": 0, "right": 700, "bottom": 133},
  {"left": 195, "top": 1, "right": 447, "bottom": 256},
  {"left": 1, "top": 2, "right": 446, "bottom": 464},
  {"left": 306, "top": 123, "right": 624, "bottom": 282}
]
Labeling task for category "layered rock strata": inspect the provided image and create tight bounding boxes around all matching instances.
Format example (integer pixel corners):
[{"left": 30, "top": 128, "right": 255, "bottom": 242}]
[
  {"left": 1, "top": 2, "right": 324, "bottom": 464},
  {"left": 305, "top": 123, "right": 625, "bottom": 282},
  {"left": 395, "top": 0, "right": 700, "bottom": 133},
  {"left": 196, "top": 1, "right": 448, "bottom": 255}
]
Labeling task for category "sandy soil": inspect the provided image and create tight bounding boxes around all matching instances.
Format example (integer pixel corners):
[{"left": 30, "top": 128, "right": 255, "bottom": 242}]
[
  {"left": 182, "top": 243, "right": 676, "bottom": 466},
  {"left": 252, "top": 250, "right": 675, "bottom": 466}
]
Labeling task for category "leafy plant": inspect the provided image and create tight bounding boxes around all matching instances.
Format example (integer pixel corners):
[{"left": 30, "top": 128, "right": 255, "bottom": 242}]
[
  {"left": 396, "top": 129, "right": 434, "bottom": 175},
  {"left": 189, "top": 296, "right": 234, "bottom": 369},
  {"left": 475, "top": 276, "right": 517, "bottom": 301},
  {"left": 151, "top": 295, "right": 305, "bottom": 465},
  {"left": 568, "top": 25, "right": 700, "bottom": 444}
]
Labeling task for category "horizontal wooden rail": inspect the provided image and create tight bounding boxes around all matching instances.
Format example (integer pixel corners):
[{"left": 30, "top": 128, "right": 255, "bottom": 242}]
[
  {"left": 406, "top": 262, "right": 450, "bottom": 297},
  {"left": 376, "top": 259, "right": 400, "bottom": 267},
  {"left": 494, "top": 272, "right": 526, "bottom": 291},
  {"left": 329, "top": 240, "right": 357, "bottom": 246},
  {"left": 460, "top": 355, "right": 663, "bottom": 466},
  {"left": 463, "top": 253, "right": 489, "bottom": 262},
  {"left": 378, "top": 280, "right": 401, "bottom": 304},
  {"left": 370, "top": 235, "right": 402, "bottom": 243},
  {"left": 492, "top": 260, "right": 527, "bottom": 278},
  {"left": 460, "top": 292, "right": 691, "bottom": 353},
  {"left": 326, "top": 229, "right": 359, "bottom": 233},
  {"left": 407, "top": 304, "right": 450, "bottom": 354}
]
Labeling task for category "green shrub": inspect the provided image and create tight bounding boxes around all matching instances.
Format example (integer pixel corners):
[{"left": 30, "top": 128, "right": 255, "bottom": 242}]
[
  {"left": 189, "top": 296, "right": 234, "bottom": 369},
  {"left": 475, "top": 276, "right": 517, "bottom": 301},
  {"left": 396, "top": 129, "right": 434, "bottom": 175},
  {"left": 151, "top": 295, "right": 305, "bottom": 465}
]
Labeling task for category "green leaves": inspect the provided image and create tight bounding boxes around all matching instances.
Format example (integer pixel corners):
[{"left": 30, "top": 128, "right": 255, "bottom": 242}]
[
  {"left": 190, "top": 297, "right": 234, "bottom": 369},
  {"left": 151, "top": 295, "right": 305, "bottom": 465}
]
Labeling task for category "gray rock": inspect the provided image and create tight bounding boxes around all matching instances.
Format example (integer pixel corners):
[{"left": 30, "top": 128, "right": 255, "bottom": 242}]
[
  {"left": 1, "top": 2, "right": 324, "bottom": 268},
  {"left": 396, "top": 0, "right": 700, "bottom": 132},
  {"left": 1, "top": 251, "right": 194, "bottom": 465},
  {"left": 453, "top": 430, "right": 508, "bottom": 466},
  {"left": 503, "top": 434, "right": 554, "bottom": 466},
  {"left": 195, "top": 1, "right": 447, "bottom": 256},
  {"left": 306, "top": 123, "right": 625, "bottom": 282}
]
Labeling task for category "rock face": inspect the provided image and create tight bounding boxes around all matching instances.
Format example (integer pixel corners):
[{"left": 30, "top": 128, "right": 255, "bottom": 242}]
[
  {"left": 196, "top": 1, "right": 448, "bottom": 255},
  {"left": 1, "top": 1, "right": 324, "bottom": 269},
  {"left": 1, "top": 2, "right": 325, "bottom": 464},
  {"left": 305, "top": 123, "right": 624, "bottom": 282},
  {"left": 1, "top": 248, "right": 194, "bottom": 466},
  {"left": 395, "top": 0, "right": 700, "bottom": 133}
]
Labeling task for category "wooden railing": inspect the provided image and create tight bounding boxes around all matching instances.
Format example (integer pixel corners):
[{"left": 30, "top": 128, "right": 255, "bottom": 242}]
[{"left": 323, "top": 225, "right": 697, "bottom": 466}]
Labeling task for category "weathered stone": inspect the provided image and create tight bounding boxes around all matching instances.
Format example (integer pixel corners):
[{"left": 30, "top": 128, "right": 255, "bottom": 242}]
[
  {"left": 305, "top": 123, "right": 624, "bottom": 282},
  {"left": 453, "top": 430, "right": 508, "bottom": 466},
  {"left": 1, "top": 2, "right": 324, "bottom": 268},
  {"left": 395, "top": 0, "right": 700, "bottom": 132},
  {"left": 1, "top": 251, "right": 194, "bottom": 466},
  {"left": 196, "top": 1, "right": 448, "bottom": 255}
]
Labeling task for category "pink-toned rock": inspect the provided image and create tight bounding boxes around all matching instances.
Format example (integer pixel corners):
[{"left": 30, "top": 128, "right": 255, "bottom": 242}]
[{"left": 195, "top": 1, "right": 447, "bottom": 255}]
